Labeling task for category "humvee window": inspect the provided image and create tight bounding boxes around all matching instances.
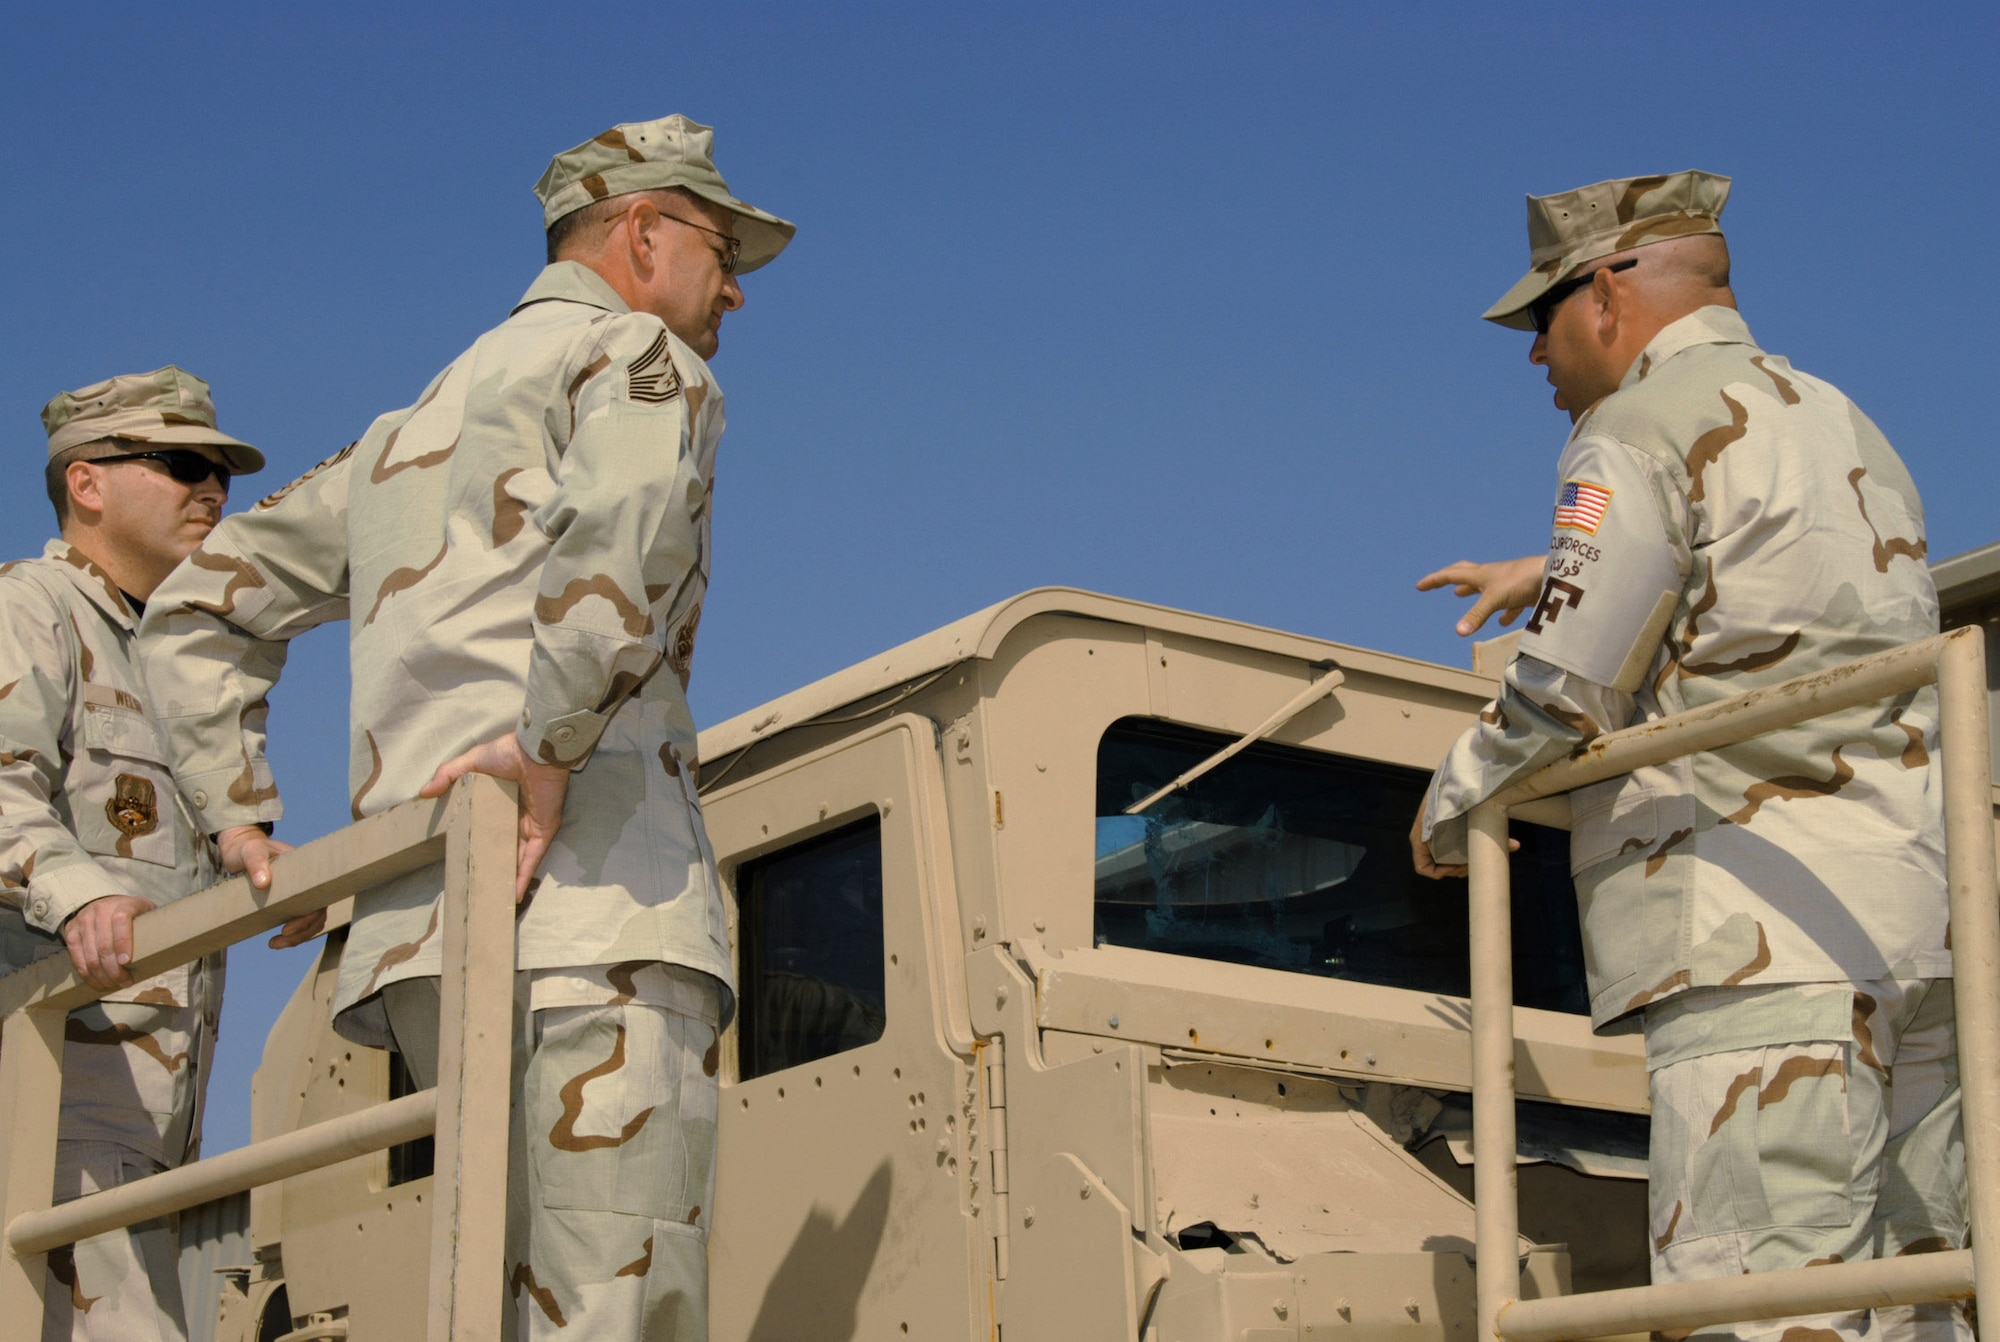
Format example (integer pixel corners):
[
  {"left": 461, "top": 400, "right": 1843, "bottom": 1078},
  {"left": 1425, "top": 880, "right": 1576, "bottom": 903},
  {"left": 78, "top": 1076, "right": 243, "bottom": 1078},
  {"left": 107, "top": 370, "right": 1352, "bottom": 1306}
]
[
  {"left": 1094, "top": 718, "right": 1588, "bottom": 1013},
  {"left": 735, "top": 817, "right": 890, "bottom": 1079}
]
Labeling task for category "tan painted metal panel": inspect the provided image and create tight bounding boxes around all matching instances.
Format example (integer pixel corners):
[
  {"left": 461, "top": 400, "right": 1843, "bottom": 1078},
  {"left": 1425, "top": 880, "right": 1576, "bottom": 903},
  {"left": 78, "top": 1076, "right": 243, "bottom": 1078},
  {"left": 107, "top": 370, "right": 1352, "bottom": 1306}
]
[
  {"left": 1029, "top": 943, "right": 1646, "bottom": 1114},
  {"left": 704, "top": 720, "right": 983, "bottom": 1342}
]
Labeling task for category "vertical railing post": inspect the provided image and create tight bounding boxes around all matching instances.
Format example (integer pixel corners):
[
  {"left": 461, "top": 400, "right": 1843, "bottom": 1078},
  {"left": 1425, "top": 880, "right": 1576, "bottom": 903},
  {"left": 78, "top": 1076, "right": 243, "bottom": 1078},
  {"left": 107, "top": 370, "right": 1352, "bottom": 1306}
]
[
  {"left": 426, "top": 775, "right": 519, "bottom": 1341},
  {"left": 0, "top": 1004, "right": 65, "bottom": 1323},
  {"left": 1937, "top": 630, "right": 2000, "bottom": 1307},
  {"left": 1469, "top": 800, "right": 1520, "bottom": 1341}
]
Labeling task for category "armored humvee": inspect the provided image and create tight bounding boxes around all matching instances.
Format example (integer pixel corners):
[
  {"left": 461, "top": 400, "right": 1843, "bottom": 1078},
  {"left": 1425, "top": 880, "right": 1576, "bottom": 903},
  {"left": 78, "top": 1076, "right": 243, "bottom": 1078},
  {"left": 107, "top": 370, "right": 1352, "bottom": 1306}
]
[{"left": 188, "top": 564, "right": 2000, "bottom": 1341}]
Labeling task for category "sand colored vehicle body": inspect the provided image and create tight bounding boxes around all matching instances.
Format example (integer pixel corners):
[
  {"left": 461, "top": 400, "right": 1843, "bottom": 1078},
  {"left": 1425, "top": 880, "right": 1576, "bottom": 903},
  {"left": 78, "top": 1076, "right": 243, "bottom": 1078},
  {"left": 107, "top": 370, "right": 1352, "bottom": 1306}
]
[{"left": 206, "top": 589, "right": 1656, "bottom": 1340}]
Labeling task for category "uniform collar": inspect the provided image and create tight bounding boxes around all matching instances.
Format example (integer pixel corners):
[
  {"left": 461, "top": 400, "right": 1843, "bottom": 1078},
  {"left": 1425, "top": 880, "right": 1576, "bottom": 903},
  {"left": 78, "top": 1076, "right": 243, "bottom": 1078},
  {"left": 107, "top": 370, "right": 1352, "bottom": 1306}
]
[
  {"left": 1620, "top": 305, "right": 1758, "bottom": 389},
  {"left": 43, "top": 539, "right": 137, "bottom": 630},
  {"left": 512, "top": 261, "right": 634, "bottom": 317}
]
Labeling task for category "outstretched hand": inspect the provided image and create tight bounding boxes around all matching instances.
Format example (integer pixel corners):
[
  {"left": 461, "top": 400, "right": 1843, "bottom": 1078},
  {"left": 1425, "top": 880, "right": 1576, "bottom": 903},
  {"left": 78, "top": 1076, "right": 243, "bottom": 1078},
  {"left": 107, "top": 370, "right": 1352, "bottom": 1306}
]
[
  {"left": 420, "top": 732, "right": 570, "bottom": 901},
  {"left": 1416, "top": 556, "right": 1548, "bottom": 637},
  {"left": 215, "top": 826, "right": 320, "bottom": 948}
]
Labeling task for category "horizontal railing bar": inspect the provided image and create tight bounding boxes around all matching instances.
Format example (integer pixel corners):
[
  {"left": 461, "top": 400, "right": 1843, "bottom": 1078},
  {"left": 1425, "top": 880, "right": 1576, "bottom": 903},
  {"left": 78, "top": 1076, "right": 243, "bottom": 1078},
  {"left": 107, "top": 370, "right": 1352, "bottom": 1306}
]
[
  {"left": 1493, "top": 631, "right": 1955, "bottom": 808},
  {"left": 7, "top": 1089, "right": 436, "bottom": 1258},
  {"left": 0, "top": 791, "right": 457, "bottom": 1018},
  {"left": 1498, "top": 1248, "right": 1973, "bottom": 1342}
]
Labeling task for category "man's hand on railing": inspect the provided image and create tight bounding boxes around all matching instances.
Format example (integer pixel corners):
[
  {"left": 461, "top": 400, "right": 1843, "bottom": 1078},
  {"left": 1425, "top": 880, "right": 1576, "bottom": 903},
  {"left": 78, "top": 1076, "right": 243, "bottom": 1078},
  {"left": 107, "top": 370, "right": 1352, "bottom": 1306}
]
[
  {"left": 1416, "top": 556, "right": 1548, "bottom": 637},
  {"left": 420, "top": 732, "right": 569, "bottom": 902},
  {"left": 215, "top": 826, "right": 321, "bottom": 948},
  {"left": 1409, "top": 808, "right": 1516, "bottom": 880},
  {"left": 62, "top": 894, "right": 156, "bottom": 991},
  {"left": 1410, "top": 811, "right": 1468, "bottom": 880}
]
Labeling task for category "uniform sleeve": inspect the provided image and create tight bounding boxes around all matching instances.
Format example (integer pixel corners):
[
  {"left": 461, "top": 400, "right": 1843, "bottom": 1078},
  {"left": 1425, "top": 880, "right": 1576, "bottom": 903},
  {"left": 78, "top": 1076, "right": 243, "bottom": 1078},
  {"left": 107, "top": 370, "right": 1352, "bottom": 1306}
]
[
  {"left": 140, "top": 445, "right": 356, "bottom": 836},
  {"left": 518, "top": 321, "right": 714, "bottom": 767},
  {"left": 1423, "top": 434, "right": 1689, "bottom": 862},
  {"left": 0, "top": 579, "right": 128, "bottom": 931}
]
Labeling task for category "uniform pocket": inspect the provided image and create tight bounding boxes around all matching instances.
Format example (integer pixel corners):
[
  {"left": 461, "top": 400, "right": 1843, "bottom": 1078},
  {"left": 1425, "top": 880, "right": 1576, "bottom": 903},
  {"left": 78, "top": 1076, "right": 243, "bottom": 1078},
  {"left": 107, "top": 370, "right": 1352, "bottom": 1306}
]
[
  {"left": 1568, "top": 779, "right": 1656, "bottom": 875},
  {"left": 73, "top": 705, "right": 178, "bottom": 868},
  {"left": 1650, "top": 1039, "right": 1854, "bottom": 1239},
  {"left": 529, "top": 1003, "right": 719, "bottom": 1227}
]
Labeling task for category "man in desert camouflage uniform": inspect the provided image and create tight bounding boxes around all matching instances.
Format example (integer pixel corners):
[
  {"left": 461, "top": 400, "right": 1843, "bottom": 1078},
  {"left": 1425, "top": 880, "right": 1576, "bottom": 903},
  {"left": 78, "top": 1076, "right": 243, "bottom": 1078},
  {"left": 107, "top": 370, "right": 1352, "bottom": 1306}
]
[
  {"left": 141, "top": 116, "right": 793, "bottom": 1340},
  {"left": 1412, "top": 172, "right": 1963, "bottom": 1341},
  {"left": 1, "top": 368, "right": 265, "bottom": 1340}
]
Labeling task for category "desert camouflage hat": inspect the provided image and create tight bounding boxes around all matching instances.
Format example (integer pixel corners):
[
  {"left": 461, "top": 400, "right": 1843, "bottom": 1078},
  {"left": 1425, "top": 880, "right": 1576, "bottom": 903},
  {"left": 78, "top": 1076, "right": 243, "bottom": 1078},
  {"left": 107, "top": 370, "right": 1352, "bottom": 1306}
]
[
  {"left": 1484, "top": 170, "right": 1732, "bottom": 330},
  {"left": 41, "top": 366, "right": 265, "bottom": 472},
  {"left": 534, "top": 114, "right": 796, "bottom": 274}
]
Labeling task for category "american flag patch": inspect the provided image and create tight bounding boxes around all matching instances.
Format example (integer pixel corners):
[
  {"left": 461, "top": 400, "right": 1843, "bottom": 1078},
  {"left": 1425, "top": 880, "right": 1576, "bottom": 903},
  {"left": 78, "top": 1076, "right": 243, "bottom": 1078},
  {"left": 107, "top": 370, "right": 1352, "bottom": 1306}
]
[{"left": 1553, "top": 479, "right": 1612, "bottom": 534}]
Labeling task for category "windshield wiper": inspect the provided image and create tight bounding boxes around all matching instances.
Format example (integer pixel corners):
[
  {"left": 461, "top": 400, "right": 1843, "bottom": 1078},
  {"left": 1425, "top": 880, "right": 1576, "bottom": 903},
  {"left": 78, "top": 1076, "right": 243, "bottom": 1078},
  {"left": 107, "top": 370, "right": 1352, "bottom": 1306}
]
[{"left": 1124, "top": 664, "right": 1345, "bottom": 815}]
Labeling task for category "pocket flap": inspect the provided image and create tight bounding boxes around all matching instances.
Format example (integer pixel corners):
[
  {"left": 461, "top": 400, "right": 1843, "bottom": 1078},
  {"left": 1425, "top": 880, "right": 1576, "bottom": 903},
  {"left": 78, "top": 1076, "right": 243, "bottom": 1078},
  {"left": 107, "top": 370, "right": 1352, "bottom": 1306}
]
[
  {"left": 1568, "top": 780, "right": 1656, "bottom": 874},
  {"left": 80, "top": 702, "right": 168, "bottom": 764}
]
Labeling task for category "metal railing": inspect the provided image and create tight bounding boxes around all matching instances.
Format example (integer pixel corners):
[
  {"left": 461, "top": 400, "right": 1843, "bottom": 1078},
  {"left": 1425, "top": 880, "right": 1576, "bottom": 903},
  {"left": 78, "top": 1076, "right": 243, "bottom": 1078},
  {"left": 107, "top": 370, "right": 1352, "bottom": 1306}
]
[
  {"left": 0, "top": 774, "right": 519, "bottom": 1341},
  {"left": 1469, "top": 627, "right": 1997, "bottom": 1340}
]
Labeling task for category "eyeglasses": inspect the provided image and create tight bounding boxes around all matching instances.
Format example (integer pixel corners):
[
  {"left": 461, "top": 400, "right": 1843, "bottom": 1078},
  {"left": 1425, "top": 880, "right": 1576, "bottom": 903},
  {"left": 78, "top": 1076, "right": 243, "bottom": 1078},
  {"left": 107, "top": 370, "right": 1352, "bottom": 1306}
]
[
  {"left": 92, "top": 449, "right": 230, "bottom": 488},
  {"left": 1529, "top": 257, "right": 1638, "bottom": 334},
  {"left": 605, "top": 203, "right": 742, "bottom": 275}
]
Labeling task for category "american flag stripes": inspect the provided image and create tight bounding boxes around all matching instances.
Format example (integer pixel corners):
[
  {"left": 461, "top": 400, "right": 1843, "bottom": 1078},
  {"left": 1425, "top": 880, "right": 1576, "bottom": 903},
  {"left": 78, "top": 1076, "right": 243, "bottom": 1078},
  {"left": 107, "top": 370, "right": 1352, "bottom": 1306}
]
[{"left": 1553, "top": 479, "right": 1611, "bottom": 534}]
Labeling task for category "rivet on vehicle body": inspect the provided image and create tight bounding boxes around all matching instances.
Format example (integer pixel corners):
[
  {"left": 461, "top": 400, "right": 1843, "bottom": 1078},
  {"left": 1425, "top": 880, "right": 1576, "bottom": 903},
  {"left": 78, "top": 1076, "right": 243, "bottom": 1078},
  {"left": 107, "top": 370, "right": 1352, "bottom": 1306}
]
[
  {"left": 1107, "top": 1015, "right": 1120, "bottom": 1029},
  {"left": 996, "top": 985, "right": 1009, "bottom": 1007},
  {"left": 1365, "top": 1053, "right": 1377, "bottom": 1066},
  {"left": 1079, "top": 1184, "right": 1092, "bottom": 1200},
  {"left": 1404, "top": 1299, "right": 1421, "bottom": 1319},
  {"left": 1023, "top": 1208, "right": 1035, "bottom": 1227},
  {"left": 1273, "top": 1299, "right": 1289, "bottom": 1319}
]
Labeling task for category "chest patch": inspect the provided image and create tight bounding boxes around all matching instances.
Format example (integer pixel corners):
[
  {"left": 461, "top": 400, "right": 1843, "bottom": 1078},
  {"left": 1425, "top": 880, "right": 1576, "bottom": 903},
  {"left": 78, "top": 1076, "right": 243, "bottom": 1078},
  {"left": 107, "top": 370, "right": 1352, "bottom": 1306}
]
[{"left": 107, "top": 773, "right": 159, "bottom": 839}]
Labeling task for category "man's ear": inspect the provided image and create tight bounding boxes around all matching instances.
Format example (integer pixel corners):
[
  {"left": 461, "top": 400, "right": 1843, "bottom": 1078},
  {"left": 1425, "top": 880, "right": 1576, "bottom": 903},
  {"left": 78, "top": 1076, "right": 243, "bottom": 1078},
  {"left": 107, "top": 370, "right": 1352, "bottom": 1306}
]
[
  {"left": 1592, "top": 265, "right": 1623, "bottom": 342},
  {"left": 623, "top": 198, "right": 662, "bottom": 276},
  {"left": 66, "top": 462, "right": 105, "bottom": 518}
]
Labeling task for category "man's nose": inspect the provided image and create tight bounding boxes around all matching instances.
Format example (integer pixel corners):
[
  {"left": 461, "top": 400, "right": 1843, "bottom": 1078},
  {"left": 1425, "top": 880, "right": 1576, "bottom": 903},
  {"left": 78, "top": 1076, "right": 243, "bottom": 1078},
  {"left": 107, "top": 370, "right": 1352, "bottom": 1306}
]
[
  {"left": 1529, "top": 331, "right": 1550, "bottom": 367},
  {"left": 721, "top": 275, "right": 744, "bottom": 312},
  {"left": 193, "top": 471, "right": 229, "bottom": 504}
]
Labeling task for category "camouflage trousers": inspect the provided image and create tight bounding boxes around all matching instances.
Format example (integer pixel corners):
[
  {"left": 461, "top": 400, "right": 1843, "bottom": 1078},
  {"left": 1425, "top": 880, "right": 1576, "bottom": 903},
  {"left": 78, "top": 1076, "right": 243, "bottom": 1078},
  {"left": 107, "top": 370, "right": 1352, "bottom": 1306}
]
[
  {"left": 384, "top": 963, "right": 723, "bottom": 1341},
  {"left": 39, "top": 983, "right": 208, "bottom": 1342},
  {"left": 41, "top": 1142, "right": 187, "bottom": 1342},
  {"left": 1645, "top": 979, "right": 1968, "bottom": 1342}
]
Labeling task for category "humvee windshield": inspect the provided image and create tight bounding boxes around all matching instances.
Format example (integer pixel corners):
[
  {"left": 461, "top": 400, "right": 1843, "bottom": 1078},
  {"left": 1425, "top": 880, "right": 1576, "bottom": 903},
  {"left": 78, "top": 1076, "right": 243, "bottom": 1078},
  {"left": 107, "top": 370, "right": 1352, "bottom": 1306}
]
[{"left": 1094, "top": 718, "right": 1589, "bottom": 1014}]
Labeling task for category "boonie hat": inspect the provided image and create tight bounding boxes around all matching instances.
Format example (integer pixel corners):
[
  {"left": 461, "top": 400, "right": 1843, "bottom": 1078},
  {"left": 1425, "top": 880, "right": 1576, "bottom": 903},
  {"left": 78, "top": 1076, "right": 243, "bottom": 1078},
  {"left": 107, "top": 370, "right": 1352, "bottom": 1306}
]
[
  {"left": 534, "top": 114, "right": 796, "bottom": 274},
  {"left": 41, "top": 366, "right": 265, "bottom": 473},
  {"left": 1484, "top": 170, "right": 1731, "bottom": 330}
]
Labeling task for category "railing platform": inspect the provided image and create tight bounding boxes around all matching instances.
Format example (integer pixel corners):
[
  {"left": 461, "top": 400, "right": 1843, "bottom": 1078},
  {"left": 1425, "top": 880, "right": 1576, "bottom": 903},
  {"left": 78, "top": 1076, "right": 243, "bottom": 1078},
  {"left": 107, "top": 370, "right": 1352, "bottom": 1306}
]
[
  {"left": 1468, "top": 627, "right": 1996, "bottom": 1341},
  {"left": 0, "top": 775, "right": 519, "bottom": 1342}
]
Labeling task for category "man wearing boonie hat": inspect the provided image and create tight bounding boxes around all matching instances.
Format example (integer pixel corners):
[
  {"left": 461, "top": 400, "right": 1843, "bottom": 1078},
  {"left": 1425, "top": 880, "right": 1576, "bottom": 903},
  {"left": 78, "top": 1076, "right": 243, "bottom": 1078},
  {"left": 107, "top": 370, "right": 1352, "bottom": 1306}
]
[
  {"left": 142, "top": 116, "right": 794, "bottom": 1340},
  {"left": 4, "top": 366, "right": 276, "bottom": 1340},
  {"left": 1412, "top": 172, "right": 1964, "bottom": 1341}
]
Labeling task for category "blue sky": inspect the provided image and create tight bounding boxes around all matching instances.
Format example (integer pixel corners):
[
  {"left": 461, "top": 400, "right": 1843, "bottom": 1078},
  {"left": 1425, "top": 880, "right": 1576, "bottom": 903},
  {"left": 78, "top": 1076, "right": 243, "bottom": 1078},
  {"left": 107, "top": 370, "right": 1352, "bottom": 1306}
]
[{"left": 2, "top": 4, "right": 1993, "bottom": 1152}]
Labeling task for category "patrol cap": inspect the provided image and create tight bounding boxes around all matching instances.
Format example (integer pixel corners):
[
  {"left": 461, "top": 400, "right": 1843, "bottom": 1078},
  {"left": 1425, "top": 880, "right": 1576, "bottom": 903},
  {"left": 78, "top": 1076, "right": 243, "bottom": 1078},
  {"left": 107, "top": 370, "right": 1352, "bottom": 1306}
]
[
  {"left": 1484, "top": 170, "right": 1732, "bottom": 330},
  {"left": 41, "top": 366, "right": 265, "bottom": 473},
  {"left": 534, "top": 114, "right": 796, "bottom": 275}
]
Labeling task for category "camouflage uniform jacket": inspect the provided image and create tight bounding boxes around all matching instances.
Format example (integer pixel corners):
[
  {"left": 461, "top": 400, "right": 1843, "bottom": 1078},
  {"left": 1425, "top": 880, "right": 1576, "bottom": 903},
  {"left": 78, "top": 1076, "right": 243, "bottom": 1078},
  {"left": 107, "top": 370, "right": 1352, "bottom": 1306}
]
[
  {"left": 141, "top": 262, "right": 731, "bottom": 1047},
  {"left": 1423, "top": 306, "right": 1949, "bottom": 1028},
  {"left": 0, "top": 540, "right": 220, "bottom": 1160}
]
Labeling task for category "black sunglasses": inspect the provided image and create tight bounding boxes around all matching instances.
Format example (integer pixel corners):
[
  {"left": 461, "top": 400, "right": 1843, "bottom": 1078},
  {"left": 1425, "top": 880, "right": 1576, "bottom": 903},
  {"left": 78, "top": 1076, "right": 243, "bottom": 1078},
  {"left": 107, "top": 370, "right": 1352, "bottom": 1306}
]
[
  {"left": 1529, "top": 257, "right": 1638, "bottom": 334},
  {"left": 92, "top": 449, "right": 231, "bottom": 488}
]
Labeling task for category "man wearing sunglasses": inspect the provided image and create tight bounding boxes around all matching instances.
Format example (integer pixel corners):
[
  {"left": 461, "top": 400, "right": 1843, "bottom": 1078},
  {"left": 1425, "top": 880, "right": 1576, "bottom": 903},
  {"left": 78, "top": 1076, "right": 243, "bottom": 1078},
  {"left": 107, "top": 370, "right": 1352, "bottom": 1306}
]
[
  {"left": 1411, "top": 172, "right": 1962, "bottom": 1342},
  {"left": 1, "top": 366, "right": 268, "bottom": 1339},
  {"left": 142, "top": 115, "right": 793, "bottom": 1340}
]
